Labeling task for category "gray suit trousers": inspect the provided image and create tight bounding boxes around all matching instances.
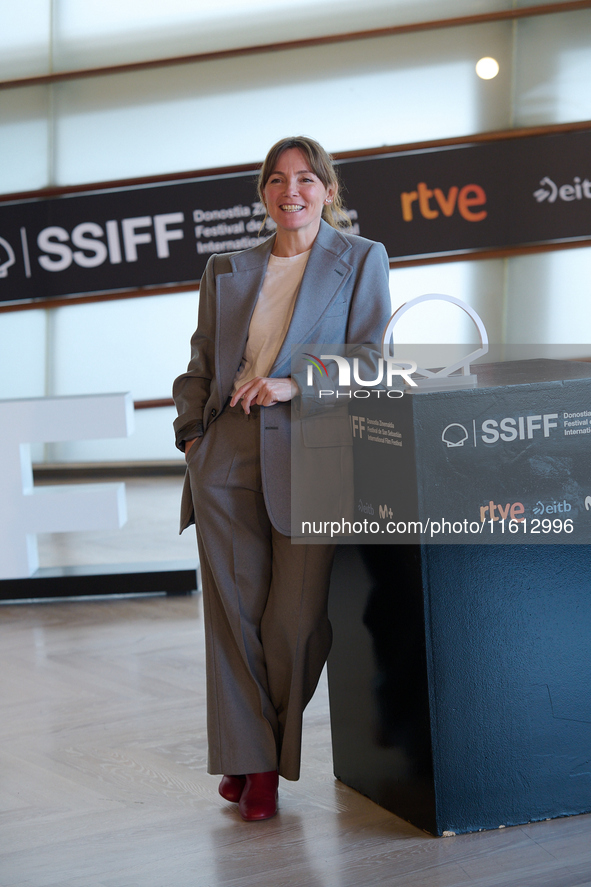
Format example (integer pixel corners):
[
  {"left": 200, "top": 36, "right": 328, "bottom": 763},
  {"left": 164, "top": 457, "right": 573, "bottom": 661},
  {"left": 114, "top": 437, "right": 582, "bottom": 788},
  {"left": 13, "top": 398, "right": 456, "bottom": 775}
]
[{"left": 187, "top": 403, "right": 335, "bottom": 781}]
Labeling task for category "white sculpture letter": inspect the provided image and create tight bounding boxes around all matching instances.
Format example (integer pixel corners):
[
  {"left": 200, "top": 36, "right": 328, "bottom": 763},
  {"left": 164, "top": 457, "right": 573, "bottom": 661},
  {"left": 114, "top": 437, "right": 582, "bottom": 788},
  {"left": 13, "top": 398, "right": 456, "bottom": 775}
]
[{"left": 0, "top": 393, "right": 134, "bottom": 580}]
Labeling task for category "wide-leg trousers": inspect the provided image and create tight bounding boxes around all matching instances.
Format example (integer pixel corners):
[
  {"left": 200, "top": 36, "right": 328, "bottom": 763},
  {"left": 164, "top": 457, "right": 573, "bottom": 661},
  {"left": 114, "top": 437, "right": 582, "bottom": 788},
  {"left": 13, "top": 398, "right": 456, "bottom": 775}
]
[{"left": 186, "top": 403, "right": 335, "bottom": 781}]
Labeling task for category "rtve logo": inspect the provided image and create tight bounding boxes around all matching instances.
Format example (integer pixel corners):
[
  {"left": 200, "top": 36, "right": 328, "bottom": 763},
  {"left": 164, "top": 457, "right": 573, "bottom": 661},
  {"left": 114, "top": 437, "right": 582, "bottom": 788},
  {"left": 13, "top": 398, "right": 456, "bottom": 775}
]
[{"left": 400, "top": 183, "right": 487, "bottom": 223}]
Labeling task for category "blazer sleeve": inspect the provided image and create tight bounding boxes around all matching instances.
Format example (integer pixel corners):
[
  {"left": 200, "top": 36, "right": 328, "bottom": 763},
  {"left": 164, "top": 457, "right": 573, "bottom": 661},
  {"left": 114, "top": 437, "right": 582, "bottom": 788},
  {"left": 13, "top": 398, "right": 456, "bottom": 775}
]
[
  {"left": 172, "top": 254, "right": 217, "bottom": 450},
  {"left": 345, "top": 239, "right": 392, "bottom": 346}
]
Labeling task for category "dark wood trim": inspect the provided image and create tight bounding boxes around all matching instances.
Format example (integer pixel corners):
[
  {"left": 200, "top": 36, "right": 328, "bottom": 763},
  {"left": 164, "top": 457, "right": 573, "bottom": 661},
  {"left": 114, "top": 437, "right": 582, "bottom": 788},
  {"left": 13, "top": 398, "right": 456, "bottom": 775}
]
[
  {"left": 335, "top": 119, "right": 591, "bottom": 159},
  {"left": 33, "top": 460, "right": 185, "bottom": 478},
  {"left": 386, "top": 237, "right": 591, "bottom": 268},
  {"left": 1, "top": 1, "right": 590, "bottom": 92},
  {"left": 2, "top": 119, "right": 590, "bottom": 205},
  {"left": 134, "top": 398, "right": 175, "bottom": 410},
  {"left": 0, "top": 283, "right": 200, "bottom": 313},
  {"left": 0, "top": 166, "right": 260, "bottom": 203}
]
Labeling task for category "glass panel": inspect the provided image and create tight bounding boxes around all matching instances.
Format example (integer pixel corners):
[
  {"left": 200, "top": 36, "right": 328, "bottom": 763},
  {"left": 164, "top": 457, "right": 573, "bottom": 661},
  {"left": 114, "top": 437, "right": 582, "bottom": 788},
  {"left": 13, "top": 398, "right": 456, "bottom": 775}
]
[
  {"left": 53, "top": 0, "right": 511, "bottom": 70},
  {"left": 505, "top": 247, "right": 591, "bottom": 350},
  {"left": 389, "top": 261, "right": 482, "bottom": 346},
  {"left": 515, "top": 0, "right": 581, "bottom": 5},
  {"left": 378, "top": 261, "right": 504, "bottom": 394},
  {"left": 0, "top": 87, "right": 50, "bottom": 193},
  {"left": 0, "top": 308, "right": 47, "bottom": 399},
  {"left": 0, "top": 1, "right": 51, "bottom": 81},
  {"left": 514, "top": 9, "right": 591, "bottom": 126},
  {"left": 53, "top": 21, "right": 511, "bottom": 185},
  {"left": 46, "top": 290, "right": 199, "bottom": 461},
  {"left": 47, "top": 406, "right": 181, "bottom": 462},
  {"left": 48, "top": 290, "right": 199, "bottom": 401}
]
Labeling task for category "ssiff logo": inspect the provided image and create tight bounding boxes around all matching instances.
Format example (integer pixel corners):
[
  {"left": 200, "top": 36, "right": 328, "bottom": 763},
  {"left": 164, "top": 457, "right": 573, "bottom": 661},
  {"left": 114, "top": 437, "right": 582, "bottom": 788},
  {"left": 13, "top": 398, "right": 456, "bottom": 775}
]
[
  {"left": 441, "top": 424, "right": 468, "bottom": 447},
  {"left": 442, "top": 413, "right": 559, "bottom": 449},
  {"left": 0, "top": 237, "right": 16, "bottom": 278}
]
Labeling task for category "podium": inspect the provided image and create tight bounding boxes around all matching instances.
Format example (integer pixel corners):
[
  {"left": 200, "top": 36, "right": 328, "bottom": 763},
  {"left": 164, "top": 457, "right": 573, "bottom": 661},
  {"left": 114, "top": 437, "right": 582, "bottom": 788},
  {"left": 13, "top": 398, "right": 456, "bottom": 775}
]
[{"left": 326, "top": 359, "right": 591, "bottom": 835}]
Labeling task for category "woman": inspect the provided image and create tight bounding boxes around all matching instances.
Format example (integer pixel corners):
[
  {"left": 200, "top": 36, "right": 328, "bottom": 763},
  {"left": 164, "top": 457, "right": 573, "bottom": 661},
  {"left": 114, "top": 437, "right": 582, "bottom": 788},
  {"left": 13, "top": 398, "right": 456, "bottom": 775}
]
[{"left": 173, "top": 136, "right": 391, "bottom": 821}]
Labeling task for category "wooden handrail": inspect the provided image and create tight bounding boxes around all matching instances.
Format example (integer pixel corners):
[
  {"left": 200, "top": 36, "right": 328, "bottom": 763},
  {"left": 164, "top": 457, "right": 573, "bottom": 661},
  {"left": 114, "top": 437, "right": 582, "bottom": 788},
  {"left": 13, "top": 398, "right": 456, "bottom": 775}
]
[
  {"left": 2, "top": 119, "right": 590, "bottom": 205},
  {"left": 1, "top": 1, "right": 590, "bottom": 92},
  {"left": 134, "top": 398, "right": 175, "bottom": 410}
]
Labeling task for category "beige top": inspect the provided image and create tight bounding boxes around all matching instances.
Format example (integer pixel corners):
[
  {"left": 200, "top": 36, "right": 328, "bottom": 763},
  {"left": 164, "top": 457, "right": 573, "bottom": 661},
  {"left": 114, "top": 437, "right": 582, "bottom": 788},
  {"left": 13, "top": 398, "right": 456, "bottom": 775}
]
[{"left": 233, "top": 249, "right": 311, "bottom": 391}]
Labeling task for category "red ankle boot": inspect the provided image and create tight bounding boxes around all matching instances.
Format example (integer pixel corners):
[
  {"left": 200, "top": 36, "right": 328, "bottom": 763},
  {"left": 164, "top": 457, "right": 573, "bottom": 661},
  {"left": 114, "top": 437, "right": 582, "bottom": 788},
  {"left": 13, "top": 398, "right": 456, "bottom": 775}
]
[
  {"left": 218, "top": 775, "right": 246, "bottom": 803},
  {"left": 238, "top": 770, "right": 279, "bottom": 821}
]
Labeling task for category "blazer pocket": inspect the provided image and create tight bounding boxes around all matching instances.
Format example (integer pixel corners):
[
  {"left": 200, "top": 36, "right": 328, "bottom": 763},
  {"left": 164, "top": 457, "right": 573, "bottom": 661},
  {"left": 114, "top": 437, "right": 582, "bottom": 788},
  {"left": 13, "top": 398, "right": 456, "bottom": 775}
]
[
  {"left": 325, "top": 299, "right": 347, "bottom": 317},
  {"left": 301, "top": 414, "right": 353, "bottom": 447}
]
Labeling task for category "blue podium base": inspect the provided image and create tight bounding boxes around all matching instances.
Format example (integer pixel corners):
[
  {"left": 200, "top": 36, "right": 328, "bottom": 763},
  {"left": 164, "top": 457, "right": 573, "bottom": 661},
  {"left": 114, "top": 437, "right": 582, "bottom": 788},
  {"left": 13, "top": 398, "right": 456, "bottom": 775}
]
[{"left": 327, "top": 543, "right": 591, "bottom": 836}]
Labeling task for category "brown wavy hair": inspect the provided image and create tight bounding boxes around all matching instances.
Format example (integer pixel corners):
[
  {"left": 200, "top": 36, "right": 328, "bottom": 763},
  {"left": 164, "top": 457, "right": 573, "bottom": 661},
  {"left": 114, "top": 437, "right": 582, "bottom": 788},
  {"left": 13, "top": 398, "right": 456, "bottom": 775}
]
[{"left": 257, "top": 136, "right": 351, "bottom": 230}]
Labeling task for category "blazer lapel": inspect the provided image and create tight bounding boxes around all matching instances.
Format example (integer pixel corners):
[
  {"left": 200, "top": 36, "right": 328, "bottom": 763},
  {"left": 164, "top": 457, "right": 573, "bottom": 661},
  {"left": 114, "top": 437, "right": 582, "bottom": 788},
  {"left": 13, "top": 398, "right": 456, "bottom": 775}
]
[
  {"left": 270, "top": 220, "right": 353, "bottom": 376},
  {"left": 216, "top": 236, "right": 275, "bottom": 401}
]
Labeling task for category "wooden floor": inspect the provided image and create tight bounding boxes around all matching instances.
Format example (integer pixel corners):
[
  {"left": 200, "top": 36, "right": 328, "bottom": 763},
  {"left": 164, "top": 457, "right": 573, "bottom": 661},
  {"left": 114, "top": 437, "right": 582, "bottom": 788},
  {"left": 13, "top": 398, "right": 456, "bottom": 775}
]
[{"left": 1, "top": 478, "right": 590, "bottom": 887}]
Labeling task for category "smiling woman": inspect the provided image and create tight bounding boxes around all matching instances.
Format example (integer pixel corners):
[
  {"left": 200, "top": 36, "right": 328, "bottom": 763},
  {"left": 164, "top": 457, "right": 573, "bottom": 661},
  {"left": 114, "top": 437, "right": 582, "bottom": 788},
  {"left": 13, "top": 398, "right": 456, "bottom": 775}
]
[
  {"left": 257, "top": 136, "right": 351, "bottom": 248},
  {"left": 229, "top": 137, "right": 346, "bottom": 405},
  {"left": 172, "top": 135, "right": 392, "bottom": 822},
  {"left": 263, "top": 151, "right": 333, "bottom": 249}
]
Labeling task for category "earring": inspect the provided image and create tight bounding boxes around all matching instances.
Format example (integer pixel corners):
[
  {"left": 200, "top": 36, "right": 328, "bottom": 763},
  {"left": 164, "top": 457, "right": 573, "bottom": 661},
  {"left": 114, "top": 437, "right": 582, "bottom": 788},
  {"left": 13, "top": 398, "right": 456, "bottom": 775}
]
[{"left": 325, "top": 198, "right": 333, "bottom": 204}]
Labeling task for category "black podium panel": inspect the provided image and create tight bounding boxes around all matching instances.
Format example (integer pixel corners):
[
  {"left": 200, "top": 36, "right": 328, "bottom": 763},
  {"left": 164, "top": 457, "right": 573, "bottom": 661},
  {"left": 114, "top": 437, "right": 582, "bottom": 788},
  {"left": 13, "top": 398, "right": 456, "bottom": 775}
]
[
  {"left": 327, "top": 358, "right": 591, "bottom": 835},
  {"left": 328, "top": 543, "right": 591, "bottom": 836},
  {"left": 351, "top": 359, "right": 591, "bottom": 545}
]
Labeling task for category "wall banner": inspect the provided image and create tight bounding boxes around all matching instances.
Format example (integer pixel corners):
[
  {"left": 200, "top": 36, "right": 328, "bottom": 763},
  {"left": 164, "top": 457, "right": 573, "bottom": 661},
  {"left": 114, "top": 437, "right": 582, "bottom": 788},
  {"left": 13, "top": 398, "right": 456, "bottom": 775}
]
[{"left": 0, "top": 128, "right": 590, "bottom": 305}]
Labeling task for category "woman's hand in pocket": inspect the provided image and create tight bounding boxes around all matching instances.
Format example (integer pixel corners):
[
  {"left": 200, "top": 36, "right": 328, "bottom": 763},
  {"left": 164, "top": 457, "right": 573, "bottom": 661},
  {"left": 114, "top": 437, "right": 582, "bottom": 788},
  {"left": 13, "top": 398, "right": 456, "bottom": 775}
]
[{"left": 184, "top": 438, "right": 198, "bottom": 460}]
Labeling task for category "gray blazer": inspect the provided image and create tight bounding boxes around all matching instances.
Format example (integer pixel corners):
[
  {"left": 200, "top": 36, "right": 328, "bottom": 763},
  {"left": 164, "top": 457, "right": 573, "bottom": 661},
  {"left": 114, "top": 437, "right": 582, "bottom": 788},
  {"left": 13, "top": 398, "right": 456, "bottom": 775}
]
[{"left": 173, "top": 219, "right": 392, "bottom": 535}]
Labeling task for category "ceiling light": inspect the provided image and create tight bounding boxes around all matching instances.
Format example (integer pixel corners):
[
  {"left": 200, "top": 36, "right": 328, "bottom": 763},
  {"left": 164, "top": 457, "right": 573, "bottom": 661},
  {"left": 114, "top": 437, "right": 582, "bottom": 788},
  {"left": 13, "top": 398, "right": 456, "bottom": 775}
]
[{"left": 476, "top": 57, "right": 499, "bottom": 80}]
